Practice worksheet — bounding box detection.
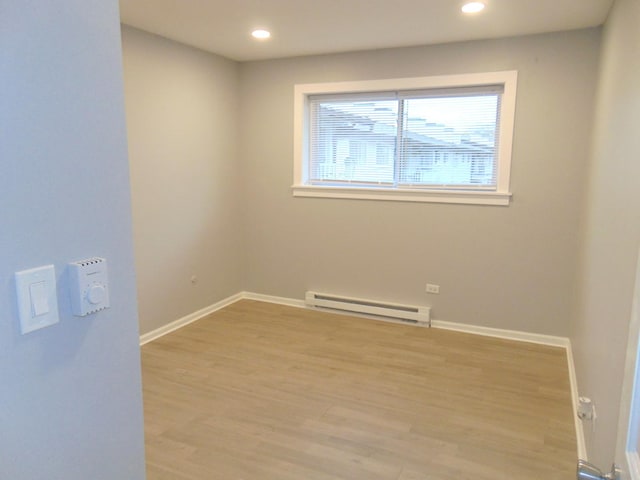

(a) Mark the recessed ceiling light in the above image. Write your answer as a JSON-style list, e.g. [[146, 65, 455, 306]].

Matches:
[[251, 29, 271, 40], [461, 2, 486, 13]]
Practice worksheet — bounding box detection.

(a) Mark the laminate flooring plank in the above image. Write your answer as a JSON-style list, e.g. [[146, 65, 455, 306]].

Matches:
[[141, 300, 576, 479]]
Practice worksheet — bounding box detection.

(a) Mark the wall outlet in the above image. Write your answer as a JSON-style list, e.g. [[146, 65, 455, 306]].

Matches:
[[426, 283, 440, 294], [578, 396, 595, 420]]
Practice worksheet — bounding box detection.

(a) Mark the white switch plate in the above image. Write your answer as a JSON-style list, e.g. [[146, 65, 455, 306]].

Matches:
[[15, 265, 60, 334]]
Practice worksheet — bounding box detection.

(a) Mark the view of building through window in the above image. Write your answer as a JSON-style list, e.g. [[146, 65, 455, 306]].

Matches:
[[309, 93, 500, 189]]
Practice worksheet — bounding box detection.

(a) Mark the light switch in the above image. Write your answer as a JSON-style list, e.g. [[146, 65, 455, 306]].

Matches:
[[15, 265, 59, 334], [29, 281, 49, 316]]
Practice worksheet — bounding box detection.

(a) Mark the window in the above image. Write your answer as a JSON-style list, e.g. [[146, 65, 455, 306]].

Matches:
[[293, 71, 517, 205]]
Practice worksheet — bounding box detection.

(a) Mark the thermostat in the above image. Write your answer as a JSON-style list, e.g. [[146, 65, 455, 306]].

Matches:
[[68, 257, 110, 316]]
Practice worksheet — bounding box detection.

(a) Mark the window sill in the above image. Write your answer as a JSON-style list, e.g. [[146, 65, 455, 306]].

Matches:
[[292, 185, 512, 206]]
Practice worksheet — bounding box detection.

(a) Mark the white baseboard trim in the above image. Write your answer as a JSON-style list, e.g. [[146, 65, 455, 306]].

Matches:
[[139, 292, 244, 346], [243, 292, 571, 347], [241, 291, 306, 308], [430, 319, 570, 348], [138, 290, 587, 460], [566, 341, 588, 460]]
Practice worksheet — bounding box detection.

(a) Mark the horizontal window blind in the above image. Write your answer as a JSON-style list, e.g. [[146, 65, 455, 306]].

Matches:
[[309, 85, 502, 190], [309, 97, 399, 185]]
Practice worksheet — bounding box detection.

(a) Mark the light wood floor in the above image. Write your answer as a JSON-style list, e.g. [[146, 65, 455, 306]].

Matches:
[[141, 300, 577, 480]]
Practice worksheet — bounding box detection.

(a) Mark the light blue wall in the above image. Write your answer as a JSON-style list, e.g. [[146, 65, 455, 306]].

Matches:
[[0, 2, 146, 479]]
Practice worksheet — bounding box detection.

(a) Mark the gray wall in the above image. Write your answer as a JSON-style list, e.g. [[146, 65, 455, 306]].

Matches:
[[0, 2, 145, 480], [571, 0, 640, 467], [239, 29, 600, 336], [122, 27, 242, 335]]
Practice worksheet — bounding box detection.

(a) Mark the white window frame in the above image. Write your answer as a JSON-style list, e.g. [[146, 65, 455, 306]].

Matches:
[[293, 71, 518, 206]]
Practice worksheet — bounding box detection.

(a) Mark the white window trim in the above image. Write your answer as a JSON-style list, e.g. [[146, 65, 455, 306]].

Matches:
[[293, 71, 518, 206]]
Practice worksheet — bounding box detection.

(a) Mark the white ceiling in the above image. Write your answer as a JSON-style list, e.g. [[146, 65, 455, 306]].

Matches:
[[119, 0, 613, 62]]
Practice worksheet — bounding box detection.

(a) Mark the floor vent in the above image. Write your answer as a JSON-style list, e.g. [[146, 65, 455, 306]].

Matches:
[[305, 291, 431, 326]]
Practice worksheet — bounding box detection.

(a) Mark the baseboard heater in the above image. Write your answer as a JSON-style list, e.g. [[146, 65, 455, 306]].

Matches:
[[305, 291, 431, 326]]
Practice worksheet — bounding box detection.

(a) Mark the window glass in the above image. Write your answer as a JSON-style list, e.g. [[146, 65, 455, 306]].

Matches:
[[309, 90, 500, 189]]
